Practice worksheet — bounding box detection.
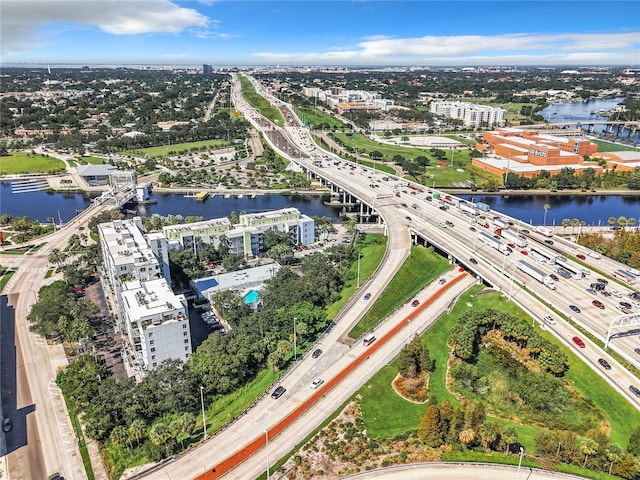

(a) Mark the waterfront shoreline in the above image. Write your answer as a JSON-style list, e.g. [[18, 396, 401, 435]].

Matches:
[[442, 188, 639, 197]]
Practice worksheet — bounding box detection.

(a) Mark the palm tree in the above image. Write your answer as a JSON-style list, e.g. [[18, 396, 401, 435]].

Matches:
[[459, 429, 475, 451], [571, 218, 579, 235], [617, 216, 628, 228], [48, 248, 67, 268], [129, 418, 146, 447], [608, 216, 617, 228], [110, 425, 129, 448], [561, 218, 570, 234], [628, 218, 637, 229], [502, 426, 519, 454], [580, 438, 599, 467], [605, 444, 624, 475], [543, 204, 551, 226]]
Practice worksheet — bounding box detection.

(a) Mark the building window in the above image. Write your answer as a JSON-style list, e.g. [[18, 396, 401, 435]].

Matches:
[[185, 346, 189, 351], [184, 339, 189, 344], [183, 324, 188, 329], [148, 332, 153, 337], [151, 355, 156, 360], [153, 363, 157, 368], [183, 331, 188, 336], [150, 340, 154, 345], [151, 347, 156, 352]]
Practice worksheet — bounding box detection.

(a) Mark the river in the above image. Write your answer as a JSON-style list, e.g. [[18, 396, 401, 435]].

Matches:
[[538, 97, 638, 143], [1, 181, 638, 229]]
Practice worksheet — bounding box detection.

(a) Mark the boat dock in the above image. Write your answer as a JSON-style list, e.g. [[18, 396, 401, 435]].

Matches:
[[195, 191, 209, 201]]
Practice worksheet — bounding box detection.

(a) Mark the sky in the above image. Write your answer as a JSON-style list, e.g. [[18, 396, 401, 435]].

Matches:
[[1, 0, 639, 66]]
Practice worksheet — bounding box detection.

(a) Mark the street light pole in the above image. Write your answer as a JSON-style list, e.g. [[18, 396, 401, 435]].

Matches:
[[293, 317, 297, 362], [199, 385, 207, 440], [516, 446, 524, 480], [264, 429, 270, 480], [357, 254, 362, 288]]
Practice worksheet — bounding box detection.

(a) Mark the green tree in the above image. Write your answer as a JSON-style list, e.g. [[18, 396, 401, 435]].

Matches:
[[129, 418, 147, 447], [502, 426, 519, 454], [459, 429, 475, 451], [580, 438, 599, 467], [627, 425, 640, 456], [418, 404, 443, 447], [605, 444, 624, 475]]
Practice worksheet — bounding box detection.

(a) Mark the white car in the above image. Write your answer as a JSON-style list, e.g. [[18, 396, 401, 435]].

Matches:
[[543, 315, 556, 325], [311, 378, 324, 389], [588, 251, 601, 259], [611, 290, 623, 298]]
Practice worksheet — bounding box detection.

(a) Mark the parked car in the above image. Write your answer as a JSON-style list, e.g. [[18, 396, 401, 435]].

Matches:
[[312, 348, 322, 358], [598, 358, 612, 370], [572, 336, 586, 348], [569, 305, 581, 313], [411, 299, 420, 307], [271, 386, 286, 399]]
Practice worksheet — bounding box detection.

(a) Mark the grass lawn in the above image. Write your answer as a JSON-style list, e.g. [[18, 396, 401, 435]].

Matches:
[[356, 283, 638, 459], [298, 107, 345, 129], [349, 246, 451, 339], [325, 234, 387, 321], [79, 156, 106, 165], [0, 152, 65, 174], [592, 139, 640, 152], [0, 269, 15, 293], [239, 76, 285, 127], [123, 139, 226, 158], [332, 132, 497, 187]]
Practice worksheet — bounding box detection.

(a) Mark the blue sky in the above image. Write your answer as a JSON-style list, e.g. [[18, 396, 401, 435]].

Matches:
[[2, 1, 639, 65]]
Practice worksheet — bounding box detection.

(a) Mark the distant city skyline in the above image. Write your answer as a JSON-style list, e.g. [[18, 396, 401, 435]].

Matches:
[[1, 0, 639, 66]]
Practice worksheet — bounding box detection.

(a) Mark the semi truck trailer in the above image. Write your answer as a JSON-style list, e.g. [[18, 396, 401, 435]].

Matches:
[[477, 232, 510, 255], [497, 229, 528, 248], [517, 260, 556, 289]]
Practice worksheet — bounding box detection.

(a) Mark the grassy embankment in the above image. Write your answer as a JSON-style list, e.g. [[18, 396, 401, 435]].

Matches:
[[123, 139, 226, 158], [0, 152, 65, 174], [353, 285, 637, 479], [331, 132, 496, 186], [238, 76, 285, 127]]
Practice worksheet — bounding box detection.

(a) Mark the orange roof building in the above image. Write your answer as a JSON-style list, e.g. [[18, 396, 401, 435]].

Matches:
[[472, 128, 603, 178]]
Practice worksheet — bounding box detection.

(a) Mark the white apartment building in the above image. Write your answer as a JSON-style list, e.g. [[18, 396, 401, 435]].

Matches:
[[429, 101, 505, 128], [162, 208, 315, 256], [99, 218, 190, 379]]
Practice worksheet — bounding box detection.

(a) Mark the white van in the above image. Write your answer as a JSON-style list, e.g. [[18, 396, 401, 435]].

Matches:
[[363, 334, 376, 347]]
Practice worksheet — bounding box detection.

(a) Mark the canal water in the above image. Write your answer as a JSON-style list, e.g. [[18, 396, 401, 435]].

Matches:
[[1, 180, 638, 229], [538, 97, 639, 143]]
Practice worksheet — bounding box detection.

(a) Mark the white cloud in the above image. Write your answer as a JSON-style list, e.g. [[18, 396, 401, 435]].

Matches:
[[1, 0, 210, 56], [254, 32, 640, 65]]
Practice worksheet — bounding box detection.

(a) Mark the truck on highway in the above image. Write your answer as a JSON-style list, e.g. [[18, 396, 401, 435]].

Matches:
[[493, 217, 510, 229], [459, 203, 479, 216], [477, 232, 510, 255], [497, 228, 528, 248], [517, 260, 556, 289], [475, 201, 491, 212], [535, 225, 554, 237]]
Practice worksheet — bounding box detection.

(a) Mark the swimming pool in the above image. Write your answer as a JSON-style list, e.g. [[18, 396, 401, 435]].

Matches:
[[243, 289, 260, 304]]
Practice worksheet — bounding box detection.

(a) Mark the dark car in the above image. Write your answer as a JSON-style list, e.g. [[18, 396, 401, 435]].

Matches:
[[592, 300, 605, 309], [630, 385, 640, 398], [2, 418, 11, 433], [405, 216, 412, 221], [445, 221, 454, 227], [411, 299, 420, 307], [271, 386, 286, 399], [569, 305, 581, 313], [363, 292, 372, 301], [635, 348, 640, 355], [48, 475, 64, 480], [469, 226, 476, 232], [544, 239, 553, 245], [577, 254, 586, 260], [469, 257, 478, 265], [312, 348, 322, 358], [550, 274, 559, 281], [598, 358, 612, 370], [521, 229, 529, 234], [596, 278, 608, 285], [572, 336, 586, 348]]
